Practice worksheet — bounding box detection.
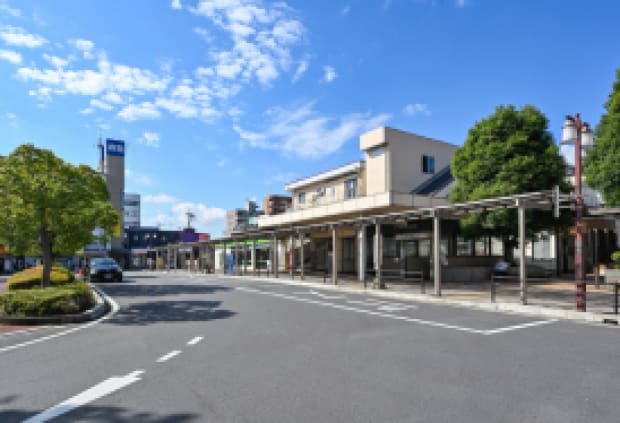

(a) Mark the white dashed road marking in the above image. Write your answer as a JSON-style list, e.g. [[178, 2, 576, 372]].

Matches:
[[157, 350, 182, 363], [23, 370, 145, 423], [187, 336, 203, 346]]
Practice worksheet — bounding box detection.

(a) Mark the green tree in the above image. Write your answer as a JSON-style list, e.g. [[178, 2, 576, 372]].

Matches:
[[450, 105, 570, 256], [0, 145, 118, 287], [584, 69, 620, 206]]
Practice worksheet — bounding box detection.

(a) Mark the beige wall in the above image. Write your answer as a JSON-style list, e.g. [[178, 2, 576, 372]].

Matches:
[[291, 172, 361, 210], [361, 127, 456, 195]]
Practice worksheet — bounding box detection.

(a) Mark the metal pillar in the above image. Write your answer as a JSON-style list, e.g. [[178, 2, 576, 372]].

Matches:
[[289, 234, 295, 279], [235, 242, 241, 276], [358, 224, 367, 287], [273, 235, 279, 278], [299, 232, 305, 280], [243, 241, 248, 276], [518, 203, 527, 305], [433, 213, 442, 297], [594, 228, 600, 288], [167, 246, 171, 270], [331, 226, 338, 285], [222, 242, 226, 274], [251, 239, 257, 276], [374, 222, 384, 289]]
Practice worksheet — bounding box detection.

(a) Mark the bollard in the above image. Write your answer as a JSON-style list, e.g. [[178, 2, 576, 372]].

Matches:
[[614, 283, 619, 315], [420, 278, 426, 294], [491, 276, 496, 303]]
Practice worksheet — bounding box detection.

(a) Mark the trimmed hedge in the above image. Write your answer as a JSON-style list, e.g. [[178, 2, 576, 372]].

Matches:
[[6, 265, 75, 290], [0, 282, 95, 317]]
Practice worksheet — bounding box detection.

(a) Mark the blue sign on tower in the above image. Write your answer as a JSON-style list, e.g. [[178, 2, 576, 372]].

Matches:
[[106, 139, 125, 157]]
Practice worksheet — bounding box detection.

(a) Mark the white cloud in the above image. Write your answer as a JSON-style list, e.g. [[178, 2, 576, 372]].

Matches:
[[144, 193, 177, 204], [71, 38, 95, 59], [193, 27, 213, 43], [456, 0, 467, 7], [155, 97, 198, 118], [403, 103, 431, 117], [340, 5, 351, 16], [102, 92, 123, 104], [171, 202, 226, 228], [80, 107, 94, 115], [0, 1, 21, 17], [190, 0, 306, 86], [171, 0, 182, 10], [0, 49, 21, 64], [90, 98, 112, 111], [234, 101, 391, 159], [292, 59, 308, 83], [117, 102, 161, 121], [0, 26, 47, 48], [140, 131, 160, 148], [43, 54, 69, 68], [6, 112, 16, 119], [322, 65, 337, 83]]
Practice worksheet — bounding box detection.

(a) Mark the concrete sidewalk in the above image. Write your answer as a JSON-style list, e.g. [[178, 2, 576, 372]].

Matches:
[[180, 270, 620, 325]]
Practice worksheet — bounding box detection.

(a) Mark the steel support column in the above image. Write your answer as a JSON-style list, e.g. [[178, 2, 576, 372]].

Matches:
[[299, 232, 305, 280], [374, 222, 384, 289], [518, 203, 527, 305], [251, 238, 257, 276], [433, 213, 442, 297], [358, 224, 367, 287], [332, 226, 338, 285]]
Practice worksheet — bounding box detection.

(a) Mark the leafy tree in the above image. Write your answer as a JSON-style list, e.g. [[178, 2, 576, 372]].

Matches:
[[0, 145, 118, 287], [450, 105, 570, 256], [584, 69, 620, 206]]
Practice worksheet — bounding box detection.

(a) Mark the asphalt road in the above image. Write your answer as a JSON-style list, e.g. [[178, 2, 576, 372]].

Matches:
[[1, 272, 619, 423]]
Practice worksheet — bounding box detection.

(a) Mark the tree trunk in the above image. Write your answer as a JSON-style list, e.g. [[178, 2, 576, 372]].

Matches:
[[40, 226, 53, 288]]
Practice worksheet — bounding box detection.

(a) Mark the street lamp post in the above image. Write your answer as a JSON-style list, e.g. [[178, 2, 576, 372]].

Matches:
[[562, 113, 594, 311]]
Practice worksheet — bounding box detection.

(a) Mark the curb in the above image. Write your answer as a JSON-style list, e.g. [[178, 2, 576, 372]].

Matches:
[[0, 283, 110, 325], [194, 272, 619, 326]]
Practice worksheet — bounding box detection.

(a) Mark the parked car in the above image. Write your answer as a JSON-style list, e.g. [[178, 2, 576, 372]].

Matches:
[[89, 258, 123, 282]]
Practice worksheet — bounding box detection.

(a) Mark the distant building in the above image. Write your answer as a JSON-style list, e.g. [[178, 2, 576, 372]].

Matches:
[[226, 200, 264, 235], [124, 226, 181, 269], [263, 194, 292, 216], [123, 193, 140, 229]]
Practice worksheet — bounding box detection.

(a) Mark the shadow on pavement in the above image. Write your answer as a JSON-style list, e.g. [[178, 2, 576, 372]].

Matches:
[[105, 300, 236, 326], [96, 284, 232, 297], [1, 404, 197, 423]]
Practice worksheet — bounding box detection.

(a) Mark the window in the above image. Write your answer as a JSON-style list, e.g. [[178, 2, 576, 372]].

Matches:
[[344, 178, 358, 199], [422, 155, 435, 174], [298, 192, 306, 205], [316, 187, 325, 198], [369, 146, 385, 158]]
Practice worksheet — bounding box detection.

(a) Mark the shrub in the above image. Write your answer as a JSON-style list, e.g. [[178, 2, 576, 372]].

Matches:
[[612, 251, 620, 268], [7, 265, 75, 290], [0, 282, 95, 317]]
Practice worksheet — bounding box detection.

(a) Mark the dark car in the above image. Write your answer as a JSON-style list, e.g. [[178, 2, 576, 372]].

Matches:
[[89, 258, 123, 282]]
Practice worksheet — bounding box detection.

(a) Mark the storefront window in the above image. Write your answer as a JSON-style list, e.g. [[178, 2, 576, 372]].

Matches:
[[456, 237, 472, 256]]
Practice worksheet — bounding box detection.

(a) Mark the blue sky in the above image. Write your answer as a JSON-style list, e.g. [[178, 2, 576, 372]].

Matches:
[[1, 0, 619, 236]]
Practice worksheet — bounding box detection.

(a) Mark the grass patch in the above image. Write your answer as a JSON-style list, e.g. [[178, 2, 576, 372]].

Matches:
[[6, 265, 75, 290], [0, 282, 95, 317]]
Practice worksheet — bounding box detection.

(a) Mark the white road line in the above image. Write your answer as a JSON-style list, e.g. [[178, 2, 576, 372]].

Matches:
[[187, 336, 203, 346], [236, 286, 556, 335], [0, 286, 120, 354], [0, 325, 64, 339], [156, 350, 182, 362], [237, 287, 486, 334], [23, 370, 144, 423], [483, 319, 558, 335]]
